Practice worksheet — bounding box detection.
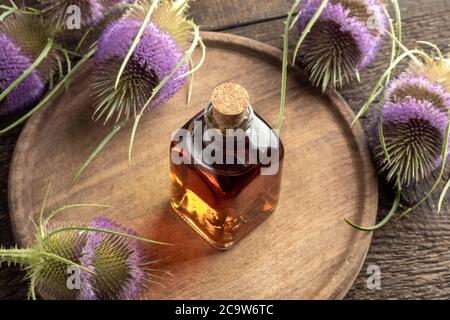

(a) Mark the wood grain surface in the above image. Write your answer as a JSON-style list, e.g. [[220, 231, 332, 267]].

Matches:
[[1, 0, 450, 300], [8, 32, 377, 300]]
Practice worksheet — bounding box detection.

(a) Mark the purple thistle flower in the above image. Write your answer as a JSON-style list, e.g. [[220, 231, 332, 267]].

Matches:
[[0, 33, 45, 116], [92, 17, 188, 123], [387, 73, 450, 112], [374, 97, 449, 185], [80, 217, 148, 300], [296, 0, 387, 90]]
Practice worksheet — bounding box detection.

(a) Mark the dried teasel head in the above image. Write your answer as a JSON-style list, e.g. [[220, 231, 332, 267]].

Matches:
[[126, 0, 192, 49], [374, 98, 450, 185], [296, 0, 388, 91], [406, 55, 450, 93], [80, 217, 150, 300], [92, 10, 189, 124]]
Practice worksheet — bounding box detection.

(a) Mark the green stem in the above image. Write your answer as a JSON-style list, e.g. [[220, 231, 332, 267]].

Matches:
[[292, 0, 328, 66], [416, 41, 444, 60], [376, 10, 398, 164], [46, 226, 171, 246], [346, 183, 400, 231], [74, 24, 95, 53], [0, 38, 53, 104], [72, 121, 125, 185], [175, 36, 206, 80], [391, 0, 402, 57], [28, 275, 37, 300], [186, 56, 194, 105], [438, 176, 450, 214], [44, 203, 112, 227], [37, 251, 93, 274], [38, 179, 53, 238], [278, 0, 302, 131], [0, 248, 34, 266]]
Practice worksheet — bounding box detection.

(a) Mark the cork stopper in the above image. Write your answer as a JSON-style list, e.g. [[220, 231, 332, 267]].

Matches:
[[210, 83, 250, 129]]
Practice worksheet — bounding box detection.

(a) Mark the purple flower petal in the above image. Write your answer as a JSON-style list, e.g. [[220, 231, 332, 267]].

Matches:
[[387, 73, 450, 110], [80, 217, 148, 300], [95, 17, 188, 110], [0, 33, 45, 116]]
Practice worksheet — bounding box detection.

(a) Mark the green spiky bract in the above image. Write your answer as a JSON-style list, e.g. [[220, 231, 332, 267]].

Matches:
[[93, 58, 159, 124], [90, 235, 137, 300], [32, 227, 88, 299], [376, 117, 443, 185]]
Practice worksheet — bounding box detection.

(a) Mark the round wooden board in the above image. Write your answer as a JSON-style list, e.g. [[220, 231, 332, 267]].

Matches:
[[8, 32, 378, 300]]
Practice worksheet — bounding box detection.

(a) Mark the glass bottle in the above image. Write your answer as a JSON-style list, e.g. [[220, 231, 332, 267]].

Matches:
[[169, 83, 284, 250]]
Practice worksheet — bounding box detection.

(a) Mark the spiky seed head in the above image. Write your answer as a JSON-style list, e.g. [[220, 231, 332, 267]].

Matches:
[[387, 74, 450, 112], [407, 57, 450, 93], [0, 32, 45, 115], [92, 17, 188, 124], [80, 217, 149, 300], [374, 98, 449, 185], [0, 14, 58, 79], [32, 228, 88, 300], [297, 0, 387, 91], [127, 0, 192, 49]]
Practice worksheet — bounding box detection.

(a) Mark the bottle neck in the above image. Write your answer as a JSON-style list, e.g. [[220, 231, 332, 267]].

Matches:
[[204, 102, 254, 134]]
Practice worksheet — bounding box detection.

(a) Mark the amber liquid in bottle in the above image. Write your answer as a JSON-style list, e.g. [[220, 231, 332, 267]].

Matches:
[[169, 83, 284, 250]]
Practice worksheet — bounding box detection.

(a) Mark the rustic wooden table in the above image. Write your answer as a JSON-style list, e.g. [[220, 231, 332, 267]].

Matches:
[[1, 0, 450, 299]]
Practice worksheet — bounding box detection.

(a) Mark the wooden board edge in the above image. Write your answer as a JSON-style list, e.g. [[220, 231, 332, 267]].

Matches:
[[7, 31, 379, 299]]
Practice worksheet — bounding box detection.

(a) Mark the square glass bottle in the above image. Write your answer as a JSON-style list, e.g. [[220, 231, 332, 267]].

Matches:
[[170, 83, 284, 250]]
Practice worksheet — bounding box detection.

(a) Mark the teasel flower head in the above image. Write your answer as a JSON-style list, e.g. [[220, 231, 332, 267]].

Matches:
[[0, 177, 166, 300], [296, 0, 388, 91], [0, 14, 58, 115], [80, 217, 149, 300], [126, 0, 193, 50], [0, 215, 159, 300], [0, 32, 45, 115], [386, 73, 450, 112], [92, 0, 190, 124], [373, 97, 450, 186]]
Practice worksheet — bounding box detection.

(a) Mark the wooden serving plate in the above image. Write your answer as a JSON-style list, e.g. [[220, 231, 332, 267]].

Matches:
[[8, 32, 378, 299]]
